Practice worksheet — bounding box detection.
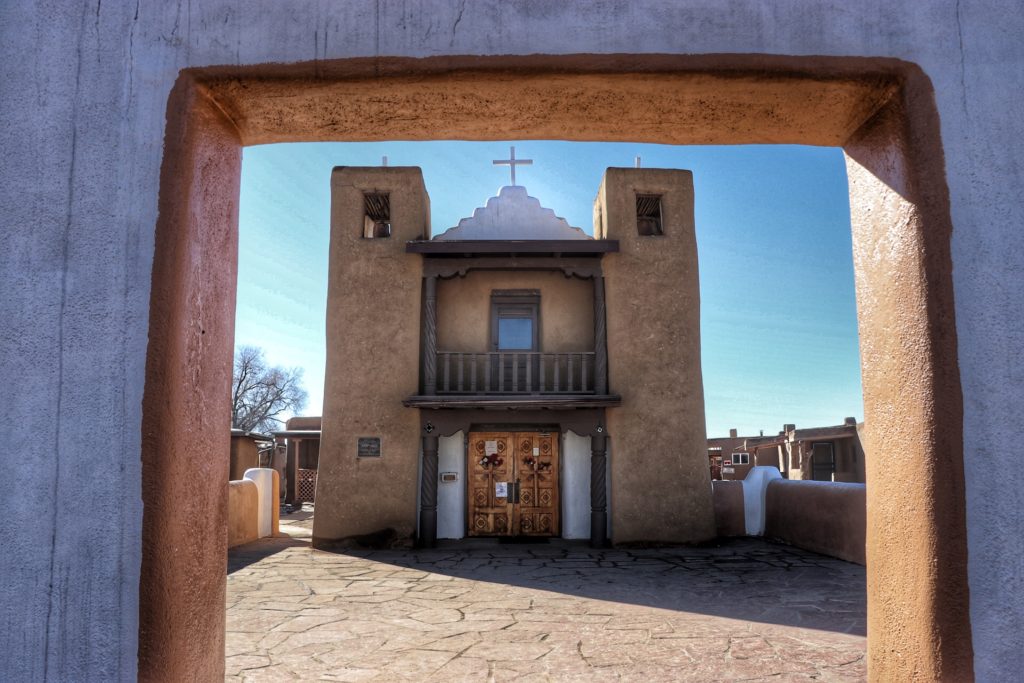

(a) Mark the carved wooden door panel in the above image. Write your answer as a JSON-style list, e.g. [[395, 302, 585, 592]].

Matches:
[[514, 432, 560, 537], [467, 432, 513, 536], [467, 431, 559, 537]]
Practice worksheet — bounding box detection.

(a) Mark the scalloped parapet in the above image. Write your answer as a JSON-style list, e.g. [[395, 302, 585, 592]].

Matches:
[[433, 186, 591, 240]]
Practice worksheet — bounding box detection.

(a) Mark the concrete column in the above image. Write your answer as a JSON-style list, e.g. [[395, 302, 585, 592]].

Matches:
[[590, 432, 608, 547], [419, 434, 440, 547], [423, 275, 438, 395], [593, 275, 608, 395]]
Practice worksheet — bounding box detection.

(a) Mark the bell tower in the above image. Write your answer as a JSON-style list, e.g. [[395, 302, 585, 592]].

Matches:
[[314, 167, 430, 546], [594, 168, 716, 543]]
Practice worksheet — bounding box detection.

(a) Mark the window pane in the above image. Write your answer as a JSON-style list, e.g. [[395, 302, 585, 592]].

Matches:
[[498, 318, 533, 349]]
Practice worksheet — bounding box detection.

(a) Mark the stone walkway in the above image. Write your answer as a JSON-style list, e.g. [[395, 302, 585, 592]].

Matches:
[[227, 536, 866, 682]]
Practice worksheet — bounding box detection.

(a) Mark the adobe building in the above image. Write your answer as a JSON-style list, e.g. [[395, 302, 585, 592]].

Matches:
[[710, 419, 866, 482], [271, 416, 322, 506], [707, 428, 778, 481], [315, 164, 715, 547], [764, 420, 866, 482]]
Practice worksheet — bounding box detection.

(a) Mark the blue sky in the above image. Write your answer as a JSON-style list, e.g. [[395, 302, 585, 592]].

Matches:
[[236, 141, 862, 437]]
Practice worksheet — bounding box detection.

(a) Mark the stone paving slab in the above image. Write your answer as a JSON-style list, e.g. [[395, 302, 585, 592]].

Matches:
[[227, 537, 865, 681]]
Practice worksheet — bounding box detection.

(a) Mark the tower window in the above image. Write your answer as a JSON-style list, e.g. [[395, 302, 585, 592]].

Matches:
[[636, 194, 663, 236], [363, 192, 391, 238]]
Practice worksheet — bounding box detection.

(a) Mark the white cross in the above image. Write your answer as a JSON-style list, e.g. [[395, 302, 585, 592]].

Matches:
[[492, 146, 533, 186]]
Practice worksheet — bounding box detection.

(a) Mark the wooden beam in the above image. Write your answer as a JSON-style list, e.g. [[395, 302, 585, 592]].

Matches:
[[406, 239, 619, 255]]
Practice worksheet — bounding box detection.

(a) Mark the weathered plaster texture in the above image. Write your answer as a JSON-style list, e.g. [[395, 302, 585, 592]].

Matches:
[[765, 480, 867, 565], [436, 271, 594, 353], [2, 2, 1022, 681], [316, 167, 428, 545], [598, 168, 717, 544], [226, 480, 259, 549]]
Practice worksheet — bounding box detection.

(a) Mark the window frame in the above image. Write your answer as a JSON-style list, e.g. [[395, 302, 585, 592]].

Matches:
[[489, 290, 540, 352]]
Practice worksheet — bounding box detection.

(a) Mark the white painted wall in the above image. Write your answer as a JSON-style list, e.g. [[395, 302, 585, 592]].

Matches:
[[2, 1, 1022, 679], [437, 432, 466, 539], [562, 431, 592, 539], [243, 468, 276, 539], [740, 466, 783, 536]]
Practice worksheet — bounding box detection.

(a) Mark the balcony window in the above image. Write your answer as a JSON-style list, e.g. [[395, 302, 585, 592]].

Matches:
[[490, 290, 539, 352]]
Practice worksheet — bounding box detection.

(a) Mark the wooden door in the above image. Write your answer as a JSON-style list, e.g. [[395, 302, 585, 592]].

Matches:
[[514, 432, 560, 536], [467, 431, 559, 537], [467, 432, 514, 536]]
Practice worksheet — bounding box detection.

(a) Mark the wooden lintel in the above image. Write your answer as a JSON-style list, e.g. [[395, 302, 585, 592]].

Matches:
[[423, 256, 603, 279]]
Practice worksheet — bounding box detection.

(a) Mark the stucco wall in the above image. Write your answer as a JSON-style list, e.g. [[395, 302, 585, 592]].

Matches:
[[437, 432, 466, 539], [229, 436, 260, 482], [598, 168, 716, 544], [764, 480, 867, 565], [711, 481, 746, 538], [316, 167, 428, 545], [2, 2, 1022, 681], [436, 271, 594, 353], [227, 480, 259, 548], [560, 431, 596, 540]]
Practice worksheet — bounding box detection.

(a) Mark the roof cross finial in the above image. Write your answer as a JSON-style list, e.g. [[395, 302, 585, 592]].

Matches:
[[492, 145, 533, 186]]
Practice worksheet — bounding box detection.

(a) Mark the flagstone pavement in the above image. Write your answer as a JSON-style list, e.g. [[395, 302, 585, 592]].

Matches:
[[227, 534, 866, 682]]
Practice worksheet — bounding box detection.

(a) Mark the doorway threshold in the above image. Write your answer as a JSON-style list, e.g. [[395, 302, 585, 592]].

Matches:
[[434, 537, 591, 551]]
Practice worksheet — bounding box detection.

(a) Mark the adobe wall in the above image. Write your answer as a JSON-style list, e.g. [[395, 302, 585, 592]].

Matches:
[[3, 2, 1023, 681], [226, 480, 259, 548], [597, 168, 716, 544], [315, 167, 428, 545], [764, 480, 867, 565], [436, 271, 594, 353], [229, 435, 260, 481], [711, 481, 746, 538]]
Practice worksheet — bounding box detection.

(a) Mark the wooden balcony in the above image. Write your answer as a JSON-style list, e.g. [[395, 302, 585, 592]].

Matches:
[[404, 351, 621, 409], [435, 351, 596, 394], [407, 262, 619, 410]]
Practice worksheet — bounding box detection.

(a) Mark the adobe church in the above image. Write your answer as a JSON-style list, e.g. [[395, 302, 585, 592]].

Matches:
[[314, 154, 715, 547]]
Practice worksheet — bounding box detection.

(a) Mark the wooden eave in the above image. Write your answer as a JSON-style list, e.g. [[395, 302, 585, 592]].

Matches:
[[406, 239, 619, 256]]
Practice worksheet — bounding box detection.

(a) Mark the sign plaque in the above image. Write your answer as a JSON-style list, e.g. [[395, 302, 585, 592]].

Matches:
[[357, 437, 382, 458]]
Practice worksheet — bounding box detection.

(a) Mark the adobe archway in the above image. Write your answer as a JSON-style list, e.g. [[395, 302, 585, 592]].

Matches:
[[140, 54, 971, 681]]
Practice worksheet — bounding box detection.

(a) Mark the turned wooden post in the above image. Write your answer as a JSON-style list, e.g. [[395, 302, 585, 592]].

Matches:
[[423, 275, 438, 395], [593, 275, 608, 395], [590, 432, 608, 547], [419, 434, 439, 547]]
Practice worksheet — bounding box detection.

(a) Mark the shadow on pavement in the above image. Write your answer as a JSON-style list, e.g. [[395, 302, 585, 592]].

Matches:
[[311, 536, 866, 636]]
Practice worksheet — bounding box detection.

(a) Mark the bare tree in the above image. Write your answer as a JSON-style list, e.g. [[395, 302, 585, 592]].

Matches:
[[231, 345, 308, 434]]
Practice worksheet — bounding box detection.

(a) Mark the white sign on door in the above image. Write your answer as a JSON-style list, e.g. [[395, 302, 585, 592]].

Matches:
[[485, 440, 498, 456], [495, 481, 508, 498]]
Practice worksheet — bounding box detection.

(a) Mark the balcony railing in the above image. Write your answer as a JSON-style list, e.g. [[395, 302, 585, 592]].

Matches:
[[435, 351, 596, 394]]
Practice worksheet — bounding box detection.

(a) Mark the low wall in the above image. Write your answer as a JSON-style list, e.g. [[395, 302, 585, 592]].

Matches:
[[764, 479, 866, 565], [711, 481, 745, 537], [227, 480, 259, 548], [227, 469, 280, 548]]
